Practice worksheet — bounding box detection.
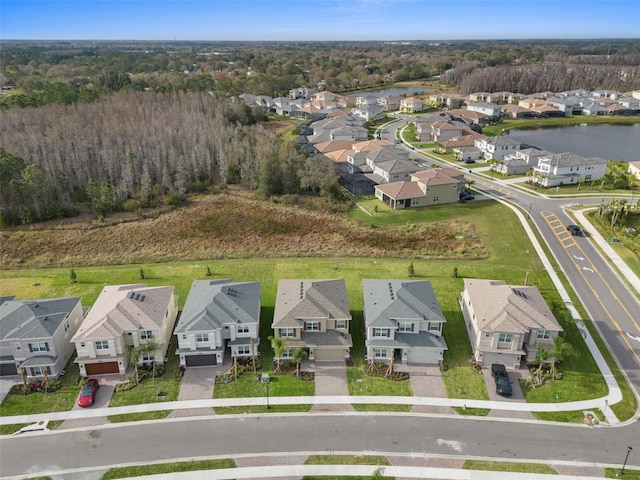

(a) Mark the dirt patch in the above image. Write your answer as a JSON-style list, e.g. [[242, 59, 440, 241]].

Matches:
[[260, 120, 294, 134]]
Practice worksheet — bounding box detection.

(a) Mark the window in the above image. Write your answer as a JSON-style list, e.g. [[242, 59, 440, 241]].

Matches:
[[64, 320, 69, 332], [95, 340, 109, 350], [498, 333, 512, 343], [433, 196, 439, 202], [80, 342, 86, 348], [281, 348, 293, 358], [537, 329, 551, 340], [373, 328, 389, 337], [280, 328, 295, 338], [237, 324, 250, 334], [585, 174, 592, 180], [484, 332, 490, 338], [237, 345, 251, 355], [398, 322, 414, 332], [428, 322, 441, 332], [141, 351, 152, 362], [373, 348, 387, 359], [15, 343, 21, 351], [182, 334, 187, 340], [305, 321, 320, 332], [195, 333, 209, 343], [29, 342, 48, 352], [335, 320, 347, 329], [30, 366, 50, 376], [140, 330, 154, 340]]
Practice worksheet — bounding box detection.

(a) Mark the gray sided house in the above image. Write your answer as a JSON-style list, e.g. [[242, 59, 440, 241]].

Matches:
[[175, 279, 261, 367], [363, 280, 447, 365], [0, 296, 83, 379], [460, 279, 563, 369], [272, 279, 352, 362]]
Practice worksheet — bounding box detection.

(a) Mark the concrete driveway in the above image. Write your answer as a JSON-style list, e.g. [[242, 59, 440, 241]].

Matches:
[[309, 362, 352, 412], [58, 375, 120, 429], [481, 365, 535, 420], [396, 364, 455, 415], [168, 364, 223, 418], [0, 377, 17, 404]]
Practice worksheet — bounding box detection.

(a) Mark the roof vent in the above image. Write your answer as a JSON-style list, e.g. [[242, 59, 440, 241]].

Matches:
[[140, 295, 145, 302]]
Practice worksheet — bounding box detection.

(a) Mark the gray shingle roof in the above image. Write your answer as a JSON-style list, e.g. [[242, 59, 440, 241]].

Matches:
[[0, 297, 82, 340]]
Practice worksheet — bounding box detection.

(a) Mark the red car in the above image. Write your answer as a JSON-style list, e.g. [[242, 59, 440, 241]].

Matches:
[[77, 378, 99, 407]]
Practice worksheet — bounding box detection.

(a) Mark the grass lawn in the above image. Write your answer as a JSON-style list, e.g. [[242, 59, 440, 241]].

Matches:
[[463, 460, 557, 474], [213, 371, 314, 414], [101, 458, 236, 479], [517, 180, 632, 197], [346, 366, 412, 412], [303, 456, 393, 480], [533, 408, 604, 424], [605, 467, 640, 479], [106, 336, 182, 418]]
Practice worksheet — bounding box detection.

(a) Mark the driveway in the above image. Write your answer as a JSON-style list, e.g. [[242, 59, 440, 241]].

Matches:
[[0, 377, 17, 404], [168, 361, 228, 418], [481, 365, 535, 420], [58, 375, 120, 429], [308, 361, 353, 412], [395, 364, 455, 415]]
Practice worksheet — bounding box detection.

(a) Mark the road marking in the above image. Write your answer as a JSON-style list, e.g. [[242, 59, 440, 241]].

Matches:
[[541, 211, 640, 364], [582, 267, 595, 273], [627, 332, 640, 343], [574, 255, 585, 261]]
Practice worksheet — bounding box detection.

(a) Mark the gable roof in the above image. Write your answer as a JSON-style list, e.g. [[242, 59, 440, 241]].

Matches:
[[272, 279, 351, 329], [72, 284, 175, 341], [374, 180, 424, 200], [1, 297, 82, 340], [175, 279, 260, 334], [463, 279, 562, 334]]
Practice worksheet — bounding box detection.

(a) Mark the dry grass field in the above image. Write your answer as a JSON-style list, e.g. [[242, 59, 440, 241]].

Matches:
[[0, 188, 488, 269]]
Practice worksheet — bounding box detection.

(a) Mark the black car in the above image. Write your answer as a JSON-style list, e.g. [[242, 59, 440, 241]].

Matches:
[[460, 192, 475, 200], [567, 224, 583, 236], [491, 363, 513, 397]]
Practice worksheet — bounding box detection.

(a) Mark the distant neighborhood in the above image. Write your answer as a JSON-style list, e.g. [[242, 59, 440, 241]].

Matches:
[[0, 276, 562, 379], [241, 86, 640, 207]]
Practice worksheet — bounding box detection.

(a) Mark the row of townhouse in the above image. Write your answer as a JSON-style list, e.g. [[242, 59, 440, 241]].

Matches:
[[1, 276, 563, 379]]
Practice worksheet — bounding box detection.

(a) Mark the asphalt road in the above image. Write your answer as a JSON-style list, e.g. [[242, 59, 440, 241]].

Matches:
[[2, 414, 639, 477]]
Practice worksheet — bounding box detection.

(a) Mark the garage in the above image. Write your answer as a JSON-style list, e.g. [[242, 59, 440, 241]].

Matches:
[[185, 354, 217, 367], [406, 348, 441, 365], [481, 352, 519, 370], [313, 348, 345, 362], [0, 362, 18, 376], [85, 361, 119, 375]]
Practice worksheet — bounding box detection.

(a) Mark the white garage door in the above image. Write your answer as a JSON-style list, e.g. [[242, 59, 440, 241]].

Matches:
[[314, 349, 345, 362], [406, 348, 441, 365]]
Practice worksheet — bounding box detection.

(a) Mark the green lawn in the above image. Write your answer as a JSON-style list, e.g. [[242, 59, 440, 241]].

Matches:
[[463, 460, 557, 474], [305, 455, 391, 466], [102, 459, 236, 479], [213, 371, 314, 414], [605, 467, 640, 479], [346, 366, 412, 412]]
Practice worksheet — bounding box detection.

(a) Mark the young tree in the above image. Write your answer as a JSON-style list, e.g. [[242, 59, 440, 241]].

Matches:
[[535, 347, 551, 386], [408, 262, 415, 278], [127, 345, 141, 384], [550, 335, 575, 380], [143, 341, 158, 379], [69, 268, 77, 284], [268, 335, 288, 374], [250, 337, 257, 373], [292, 347, 308, 378]]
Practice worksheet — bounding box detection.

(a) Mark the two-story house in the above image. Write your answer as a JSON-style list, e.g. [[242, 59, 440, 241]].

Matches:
[[532, 152, 608, 187], [363, 279, 447, 365], [466, 102, 501, 120], [72, 284, 178, 376], [271, 279, 352, 362], [0, 296, 83, 379], [399, 97, 427, 113], [474, 136, 522, 161], [499, 148, 552, 175], [175, 279, 260, 367], [460, 279, 563, 369]]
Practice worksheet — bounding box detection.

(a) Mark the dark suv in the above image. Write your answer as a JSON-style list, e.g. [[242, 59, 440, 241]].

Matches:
[[491, 363, 513, 397], [567, 224, 583, 236]]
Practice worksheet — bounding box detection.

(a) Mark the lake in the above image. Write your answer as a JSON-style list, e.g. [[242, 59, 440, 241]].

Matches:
[[505, 123, 640, 162], [346, 86, 430, 99]]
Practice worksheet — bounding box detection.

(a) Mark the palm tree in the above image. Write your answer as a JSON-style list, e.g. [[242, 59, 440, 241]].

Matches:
[[535, 347, 551, 386], [268, 335, 288, 374], [292, 348, 308, 378], [550, 335, 575, 380], [250, 337, 257, 373], [127, 345, 141, 384], [19, 367, 28, 393], [142, 341, 158, 379]]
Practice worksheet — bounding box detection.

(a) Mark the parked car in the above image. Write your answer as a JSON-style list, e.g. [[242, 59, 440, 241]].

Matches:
[[491, 363, 513, 397], [460, 192, 475, 200], [463, 159, 476, 164], [77, 378, 99, 407], [566, 224, 583, 236]]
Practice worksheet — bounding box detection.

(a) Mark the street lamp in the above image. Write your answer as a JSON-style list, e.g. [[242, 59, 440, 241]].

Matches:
[[621, 446, 632, 476], [262, 373, 270, 409]]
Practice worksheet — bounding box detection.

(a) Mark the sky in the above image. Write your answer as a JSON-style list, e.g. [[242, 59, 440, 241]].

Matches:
[[1, 0, 639, 41]]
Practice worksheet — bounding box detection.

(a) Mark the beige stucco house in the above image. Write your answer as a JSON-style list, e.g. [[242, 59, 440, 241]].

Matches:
[[72, 284, 178, 376], [628, 161, 640, 181], [272, 279, 352, 362], [459, 279, 563, 369]]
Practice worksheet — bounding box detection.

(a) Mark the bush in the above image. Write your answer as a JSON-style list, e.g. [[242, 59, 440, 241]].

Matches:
[[367, 362, 410, 381]]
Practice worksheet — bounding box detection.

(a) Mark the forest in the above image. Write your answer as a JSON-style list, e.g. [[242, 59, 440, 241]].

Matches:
[[1, 39, 639, 226]]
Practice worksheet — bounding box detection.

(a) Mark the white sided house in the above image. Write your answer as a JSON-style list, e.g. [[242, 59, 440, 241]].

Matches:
[[532, 152, 607, 187], [460, 279, 563, 369], [175, 279, 261, 367], [363, 279, 447, 365], [72, 284, 178, 376]]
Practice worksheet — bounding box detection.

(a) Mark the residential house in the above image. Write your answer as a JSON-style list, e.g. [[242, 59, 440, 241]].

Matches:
[[501, 104, 536, 119], [363, 279, 447, 365], [468, 92, 490, 102], [271, 279, 352, 362], [474, 136, 522, 161], [289, 86, 316, 100], [362, 146, 422, 184], [72, 284, 178, 376], [548, 96, 583, 115], [460, 279, 563, 369], [498, 148, 552, 175], [399, 97, 427, 113], [466, 102, 501, 120], [532, 152, 608, 187], [374, 167, 465, 209], [518, 99, 564, 117], [627, 161, 640, 181], [175, 279, 260, 367], [352, 104, 384, 121], [377, 94, 403, 111], [446, 109, 490, 125], [0, 296, 83, 378], [355, 95, 378, 107]]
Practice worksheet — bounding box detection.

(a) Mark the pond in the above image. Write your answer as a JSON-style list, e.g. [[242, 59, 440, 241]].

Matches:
[[346, 86, 431, 99], [505, 123, 640, 162]]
